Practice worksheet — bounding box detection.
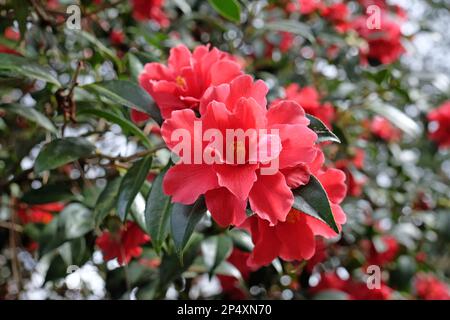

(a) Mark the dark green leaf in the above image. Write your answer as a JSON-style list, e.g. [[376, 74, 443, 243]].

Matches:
[[82, 80, 162, 125], [78, 108, 153, 148], [93, 177, 122, 227], [207, 0, 241, 23], [21, 182, 74, 204], [117, 155, 153, 221], [0, 104, 56, 133], [306, 114, 341, 143], [34, 137, 95, 173], [145, 167, 172, 253], [292, 174, 339, 233], [0, 53, 60, 86], [45, 254, 68, 283], [11, 0, 29, 40], [170, 197, 207, 258], [264, 20, 315, 43], [202, 235, 233, 277]]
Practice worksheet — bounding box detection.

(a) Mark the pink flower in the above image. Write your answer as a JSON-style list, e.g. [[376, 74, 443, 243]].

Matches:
[[244, 150, 347, 268], [415, 274, 450, 300], [139, 45, 242, 119], [161, 75, 318, 227], [96, 222, 150, 265], [370, 116, 401, 142], [273, 84, 335, 127], [132, 0, 170, 27], [428, 101, 450, 149]]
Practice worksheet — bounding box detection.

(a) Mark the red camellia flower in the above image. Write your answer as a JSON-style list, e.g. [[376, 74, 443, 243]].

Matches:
[[311, 272, 393, 300], [218, 248, 252, 299], [110, 29, 125, 46], [335, 148, 367, 197], [17, 202, 64, 224], [364, 235, 399, 266], [273, 84, 335, 127], [427, 101, 450, 149], [139, 45, 242, 118], [244, 150, 347, 268], [370, 116, 401, 142], [131, 0, 169, 27], [161, 75, 318, 227], [353, 15, 405, 65], [286, 0, 324, 15], [414, 273, 450, 300], [96, 221, 150, 265], [320, 3, 351, 33]]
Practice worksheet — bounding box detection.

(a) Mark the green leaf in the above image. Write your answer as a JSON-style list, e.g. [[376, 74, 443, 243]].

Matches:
[[117, 155, 153, 221], [11, 0, 29, 40], [78, 108, 153, 148], [264, 20, 315, 43], [207, 0, 241, 23], [93, 176, 122, 227], [292, 174, 339, 233], [202, 235, 233, 277], [145, 167, 172, 253], [59, 203, 94, 239], [127, 53, 144, 82], [82, 80, 162, 125], [0, 104, 57, 133], [21, 182, 74, 204], [0, 53, 60, 86], [170, 197, 207, 259], [306, 114, 341, 143], [368, 103, 422, 138], [34, 137, 95, 173]]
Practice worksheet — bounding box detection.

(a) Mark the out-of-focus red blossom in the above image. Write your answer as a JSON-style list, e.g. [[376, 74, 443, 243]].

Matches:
[[273, 84, 335, 127], [414, 274, 450, 300], [131, 109, 151, 123], [364, 235, 399, 266], [370, 116, 401, 142], [17, 202, 64, 224], [310, 272, 393, 300], [110, 29, 125, 45], [352, 15, 405, 65], [306, 239, 328, 272], [320, 3, 351, 33], [286, 0, 324, 15], [131, 0, 169, 27], [415, 252, 427, 264], [161, 75, 318, 227], [427, 101, 450, 149], [265, 32, 295, 58], [0, 27, 21, 55], [139, 44, 242, 118], [96, 222, 150, 265], [335, 148, 366, 197], [244, 150, 347, 268], [218, 248, 252, 299]]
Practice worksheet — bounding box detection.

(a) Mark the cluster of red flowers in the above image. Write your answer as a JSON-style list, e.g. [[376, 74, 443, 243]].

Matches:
[[414, 273, 450, 300], [138, 44, 348, 269], [427, 101, 450, 149], [17, 202, 64, 224]]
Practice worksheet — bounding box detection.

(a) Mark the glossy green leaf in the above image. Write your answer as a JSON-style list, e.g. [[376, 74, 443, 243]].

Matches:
[[0, 104, 57, 133], [93, 176, 122, 227], [264, 20, 315, 42], [207, 0, 241, 23], [145, 168, 172, 253], [170, 197, 207, 258], [0, 53, 60, 86], [306, 114, 341, 143], [292, 174, 339, 233], [34, 137, 95, 173], [78, 108, 153, 148], [21, 182, 74, 205], [117, 155, 153, 221], [202, 234, 233, 277], [82, 80, 162, 125]]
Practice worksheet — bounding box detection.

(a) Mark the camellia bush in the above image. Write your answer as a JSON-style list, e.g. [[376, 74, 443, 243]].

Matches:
[[0, 0, 449, 300]]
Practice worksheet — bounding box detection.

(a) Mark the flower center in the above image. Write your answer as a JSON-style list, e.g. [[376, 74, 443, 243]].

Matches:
[[176, 75, 186, 88]]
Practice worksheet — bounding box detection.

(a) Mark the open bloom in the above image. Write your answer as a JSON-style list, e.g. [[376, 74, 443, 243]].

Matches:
[[244, 150, 347, 268], [353, 15, 405, 65], [321, 3, 351, 33], [131, 0, 169, 27], [96, 222, 150, 265], [273, 84, 335, 127], [17, 202, 64, 224], [161, 75, 318, 227], [139, 44, 242, 118], [428, 101, 450, 149], [414, 273, 450, 300]]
